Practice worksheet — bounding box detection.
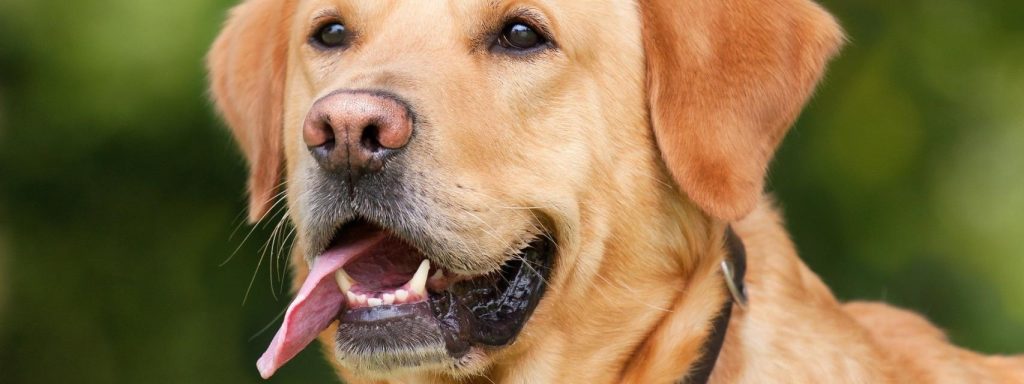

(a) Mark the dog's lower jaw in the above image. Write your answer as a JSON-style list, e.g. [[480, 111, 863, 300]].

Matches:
[[316, 319, 491, 383]]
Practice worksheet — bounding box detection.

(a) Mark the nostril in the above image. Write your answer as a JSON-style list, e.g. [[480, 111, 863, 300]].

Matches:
[[318, 120, 337, 147], [304, 117, 338, 149], [360, 124, 382, 153], [304, 117, 342, 169], [317, 137, 336, 153]]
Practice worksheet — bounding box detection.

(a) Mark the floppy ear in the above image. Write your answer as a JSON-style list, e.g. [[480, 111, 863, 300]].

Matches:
[[640, 0, 844, 221], [207, 0, 294, 222]]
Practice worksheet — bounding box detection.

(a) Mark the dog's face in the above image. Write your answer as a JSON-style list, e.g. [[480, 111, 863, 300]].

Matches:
[[284, 0, 647, 278], [209, 0, 842, 380]]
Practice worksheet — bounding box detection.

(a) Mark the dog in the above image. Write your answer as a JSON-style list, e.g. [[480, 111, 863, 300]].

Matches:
[[207, 0, 1024, 382]]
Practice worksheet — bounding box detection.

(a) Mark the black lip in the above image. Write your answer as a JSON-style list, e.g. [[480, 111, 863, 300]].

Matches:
[[333, 236, 554, 364], [444, 238, 553, 347]]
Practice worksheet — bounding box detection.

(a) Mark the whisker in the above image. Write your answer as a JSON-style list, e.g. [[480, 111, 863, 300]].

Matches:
[[242, 238, 270, 306], [249, 305, 288, 342], [258, 191, 290, 230], [228, 181, 288, 241], [220, 190, 289, 267], [275, 225, 297, 294], [243, 198, 290, 304], [264, 209, 289, 300], [226, 206, 250, 243]]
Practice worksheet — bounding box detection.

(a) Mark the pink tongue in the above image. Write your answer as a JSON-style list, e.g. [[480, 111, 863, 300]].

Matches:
[[256, 232, 387, 379]]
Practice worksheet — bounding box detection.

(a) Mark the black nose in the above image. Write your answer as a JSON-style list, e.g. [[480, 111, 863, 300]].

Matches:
[[302, 91, 413, 180]]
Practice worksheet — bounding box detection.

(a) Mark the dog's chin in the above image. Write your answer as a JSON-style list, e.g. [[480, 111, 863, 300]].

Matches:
[[323, 220, 556, 377], [332, 304, 488, 378]]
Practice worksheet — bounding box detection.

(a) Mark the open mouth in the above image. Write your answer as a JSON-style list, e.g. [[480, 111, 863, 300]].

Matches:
[[256, 219, 554, 378]]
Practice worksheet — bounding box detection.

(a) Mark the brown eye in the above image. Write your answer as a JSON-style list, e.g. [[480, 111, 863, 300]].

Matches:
[[313, 22, 348, 48], [498, 22, 546, 51]]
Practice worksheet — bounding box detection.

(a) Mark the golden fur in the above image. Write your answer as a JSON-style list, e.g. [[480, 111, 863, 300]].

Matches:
[[208, 0, 1024, 382]]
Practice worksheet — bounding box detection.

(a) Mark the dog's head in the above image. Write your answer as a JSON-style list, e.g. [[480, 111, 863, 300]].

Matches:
[[209, 0, 842, 380]]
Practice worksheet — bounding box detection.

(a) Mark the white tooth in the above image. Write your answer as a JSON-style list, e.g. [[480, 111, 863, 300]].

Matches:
[[358, 294, 368, 305], [334, 269, 355, 292], [395, 289, 409, 302], [346, 291, 357, 304], [382, 293, 395, 305], [367, 298, 383, 307], [409, 259, 430, 296]]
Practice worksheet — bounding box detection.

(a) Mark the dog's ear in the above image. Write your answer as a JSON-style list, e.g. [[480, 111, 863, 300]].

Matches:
[[640, 0, 844, 221], [207, 0, 293, 222]]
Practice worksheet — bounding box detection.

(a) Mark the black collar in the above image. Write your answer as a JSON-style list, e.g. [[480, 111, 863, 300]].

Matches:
[[677, 226, 748, 384]]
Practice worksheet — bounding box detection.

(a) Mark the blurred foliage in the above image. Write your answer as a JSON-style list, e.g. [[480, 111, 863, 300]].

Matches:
[[0, 0, 1021, 383]]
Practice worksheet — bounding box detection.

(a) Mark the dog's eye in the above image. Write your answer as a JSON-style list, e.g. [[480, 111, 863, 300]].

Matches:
[[497, 22, 546, 51], [312, 22, 348, 49]]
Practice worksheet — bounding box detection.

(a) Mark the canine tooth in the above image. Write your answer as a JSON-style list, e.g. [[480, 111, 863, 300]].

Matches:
[[345, 291, 357, 304], [409, 259, 430, 296], [395, 289, 409, 302], [382, 293, 395, 305], [334, 269, 355, 292], [367, 298, 383, 307]]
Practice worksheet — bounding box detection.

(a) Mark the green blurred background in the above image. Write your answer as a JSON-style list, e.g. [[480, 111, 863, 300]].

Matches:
[[0, 0, 1021, 382]]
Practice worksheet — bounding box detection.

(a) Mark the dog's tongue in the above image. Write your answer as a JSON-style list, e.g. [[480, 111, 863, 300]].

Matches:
[[256, 231, 387, 379]]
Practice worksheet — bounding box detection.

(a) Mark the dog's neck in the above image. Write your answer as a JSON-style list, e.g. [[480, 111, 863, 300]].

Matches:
[[616, 222, 738, 383]]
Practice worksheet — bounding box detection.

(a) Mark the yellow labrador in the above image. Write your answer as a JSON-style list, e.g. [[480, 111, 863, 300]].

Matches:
[[207, 0, 1024, 382]]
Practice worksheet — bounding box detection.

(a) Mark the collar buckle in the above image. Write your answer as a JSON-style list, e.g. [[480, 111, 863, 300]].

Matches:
[[720, 259, 748, 310]]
